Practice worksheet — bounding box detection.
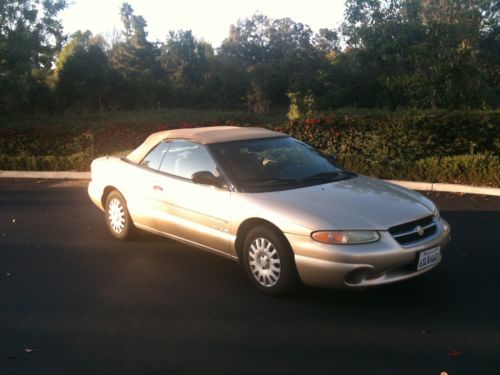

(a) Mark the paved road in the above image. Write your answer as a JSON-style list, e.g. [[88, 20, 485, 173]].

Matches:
[[1, 179, 499, 375]]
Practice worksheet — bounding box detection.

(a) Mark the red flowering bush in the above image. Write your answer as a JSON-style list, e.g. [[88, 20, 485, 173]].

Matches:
[[279, 111, 498, 160], [277, 110, 499, 186], [0, 109, 498, 186], [0, 120, 218, 171]]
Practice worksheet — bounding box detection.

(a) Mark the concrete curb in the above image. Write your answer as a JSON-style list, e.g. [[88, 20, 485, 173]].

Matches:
[[0, 171, 91, 180], [1, 170, 499, 196], [384, 180, 500, 197]]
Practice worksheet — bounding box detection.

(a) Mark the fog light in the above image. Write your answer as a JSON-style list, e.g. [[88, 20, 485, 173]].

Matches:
[[345, 267, 375, 285]]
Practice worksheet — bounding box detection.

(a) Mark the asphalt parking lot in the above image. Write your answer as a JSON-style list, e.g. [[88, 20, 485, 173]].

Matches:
[[1, 179, 499, 374]]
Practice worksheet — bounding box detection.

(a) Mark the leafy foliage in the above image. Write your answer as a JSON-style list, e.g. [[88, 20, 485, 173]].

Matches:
[[278, 109, 500, 185], [159, 30, 213, 107], [55, 31, 109, 109], [338, 0, 499, 109], [0, 109, 498, 187], [0, 108, 284, 168], [279, 109, 499, 158], [106, 3, 163, 109], [0, 1, 498, 186], [0, 0, 67, 112], [1, 1, 498, 113]]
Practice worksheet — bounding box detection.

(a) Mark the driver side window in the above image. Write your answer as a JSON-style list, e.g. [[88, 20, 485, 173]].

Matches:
[[140, 142, 169, 170], [159, 140, 219, 180]]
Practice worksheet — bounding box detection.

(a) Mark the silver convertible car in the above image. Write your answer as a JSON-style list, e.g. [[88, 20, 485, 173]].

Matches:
[[88, 126, 450, 295]]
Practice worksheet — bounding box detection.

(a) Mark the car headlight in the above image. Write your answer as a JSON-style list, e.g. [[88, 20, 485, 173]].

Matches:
[[311, 230, 380, 245]]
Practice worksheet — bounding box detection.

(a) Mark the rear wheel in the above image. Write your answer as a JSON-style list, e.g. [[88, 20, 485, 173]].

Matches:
[[242, 225, 300, 296], [105, 191, 135, 240]]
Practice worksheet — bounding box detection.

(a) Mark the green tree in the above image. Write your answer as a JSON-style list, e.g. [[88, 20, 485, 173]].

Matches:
[[314, 28, 340, 55], [339, 0, 499, 109], [55, 31, 109, 109], [204, 54, 249, 109], [159, 30, 214, 107], [108, 2, 162, 108], [220, 14, 323, 112], [0, 0, 67, 113]]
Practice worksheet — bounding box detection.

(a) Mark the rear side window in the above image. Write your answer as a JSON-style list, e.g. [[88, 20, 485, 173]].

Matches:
[[159, 140, 218, 179], [140, 142, 170, 170]]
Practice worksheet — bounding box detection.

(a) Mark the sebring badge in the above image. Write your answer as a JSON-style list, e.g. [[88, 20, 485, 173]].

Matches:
[[416, 225, 424, 236]]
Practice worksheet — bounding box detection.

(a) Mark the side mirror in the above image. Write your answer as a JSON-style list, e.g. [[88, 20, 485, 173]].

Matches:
[[191, 171, 224, 188]]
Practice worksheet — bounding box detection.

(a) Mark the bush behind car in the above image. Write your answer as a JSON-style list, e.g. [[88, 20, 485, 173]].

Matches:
[[0, 109, 498, 186]]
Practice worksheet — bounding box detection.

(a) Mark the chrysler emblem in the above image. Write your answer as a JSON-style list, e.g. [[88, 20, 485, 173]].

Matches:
[[415, 225, 424, 236]]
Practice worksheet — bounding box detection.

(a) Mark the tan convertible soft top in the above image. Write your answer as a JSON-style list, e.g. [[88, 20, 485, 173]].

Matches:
[[126, 126, 286, 164]]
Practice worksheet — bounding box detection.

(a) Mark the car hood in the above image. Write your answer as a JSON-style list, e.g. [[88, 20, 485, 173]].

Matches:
[[237, 176, 436, 231]]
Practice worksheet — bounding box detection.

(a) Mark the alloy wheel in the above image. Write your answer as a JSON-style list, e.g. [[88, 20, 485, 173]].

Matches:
[[108, 198, 125, 233], [248, 237, 281, 287]]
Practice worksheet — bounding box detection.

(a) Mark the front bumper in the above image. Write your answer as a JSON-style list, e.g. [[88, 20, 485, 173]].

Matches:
[[285, 219, 451, 289], [88, 180, 105, 211]]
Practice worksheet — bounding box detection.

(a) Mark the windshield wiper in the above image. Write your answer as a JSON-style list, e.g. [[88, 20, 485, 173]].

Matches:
[[240, 177, 297, 185], [300, 171, 340, 182], [300, 171, 356, 183]]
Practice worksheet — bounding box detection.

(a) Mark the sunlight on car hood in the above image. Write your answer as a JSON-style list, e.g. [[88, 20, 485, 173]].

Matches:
[[235, 176, 435, 231]]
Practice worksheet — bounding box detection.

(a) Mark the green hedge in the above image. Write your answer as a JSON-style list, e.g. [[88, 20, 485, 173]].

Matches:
[[0, 151, 496, 186], [278, 110, 499, 159], [340, 153, 500, 186], [0, 152, 93, 171], [1, 109, 499, 186], [415, 153, 500, 186], [276, 109, 499, 186]]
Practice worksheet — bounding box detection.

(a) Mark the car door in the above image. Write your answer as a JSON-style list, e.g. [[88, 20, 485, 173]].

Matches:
[[150, 140, 232, 254], [119, 141, 172, 230]]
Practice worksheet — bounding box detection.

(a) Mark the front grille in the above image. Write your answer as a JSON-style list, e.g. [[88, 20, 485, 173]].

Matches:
[[389, 216, 437, 246]]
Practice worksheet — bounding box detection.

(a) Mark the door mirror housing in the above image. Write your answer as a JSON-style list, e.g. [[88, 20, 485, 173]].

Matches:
[[191, 171, 224, 188]]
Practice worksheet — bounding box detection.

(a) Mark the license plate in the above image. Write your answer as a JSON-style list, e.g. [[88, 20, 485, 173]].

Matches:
[[417, 246, 441, 270]]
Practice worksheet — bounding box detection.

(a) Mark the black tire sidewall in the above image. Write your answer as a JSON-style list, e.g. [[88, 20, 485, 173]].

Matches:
[[242, 225, 299, 296]]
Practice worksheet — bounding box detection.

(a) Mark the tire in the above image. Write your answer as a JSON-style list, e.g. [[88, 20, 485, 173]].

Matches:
[[242, 225, 300, 296], [104, 190, 136, 240]]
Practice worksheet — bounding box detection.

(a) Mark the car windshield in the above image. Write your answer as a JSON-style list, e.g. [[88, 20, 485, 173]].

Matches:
[[209, 136, 354, 192]]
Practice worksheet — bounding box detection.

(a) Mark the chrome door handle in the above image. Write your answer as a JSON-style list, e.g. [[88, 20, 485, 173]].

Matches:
[[153, 185, 164, 192]]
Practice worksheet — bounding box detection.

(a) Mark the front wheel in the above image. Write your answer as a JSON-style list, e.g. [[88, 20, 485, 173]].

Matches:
[[242, 225, 300, 296], [105, 190, 135, 240]]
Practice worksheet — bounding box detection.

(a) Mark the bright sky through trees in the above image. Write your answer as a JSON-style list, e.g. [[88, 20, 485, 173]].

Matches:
[[60, 0, 345, 47]]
